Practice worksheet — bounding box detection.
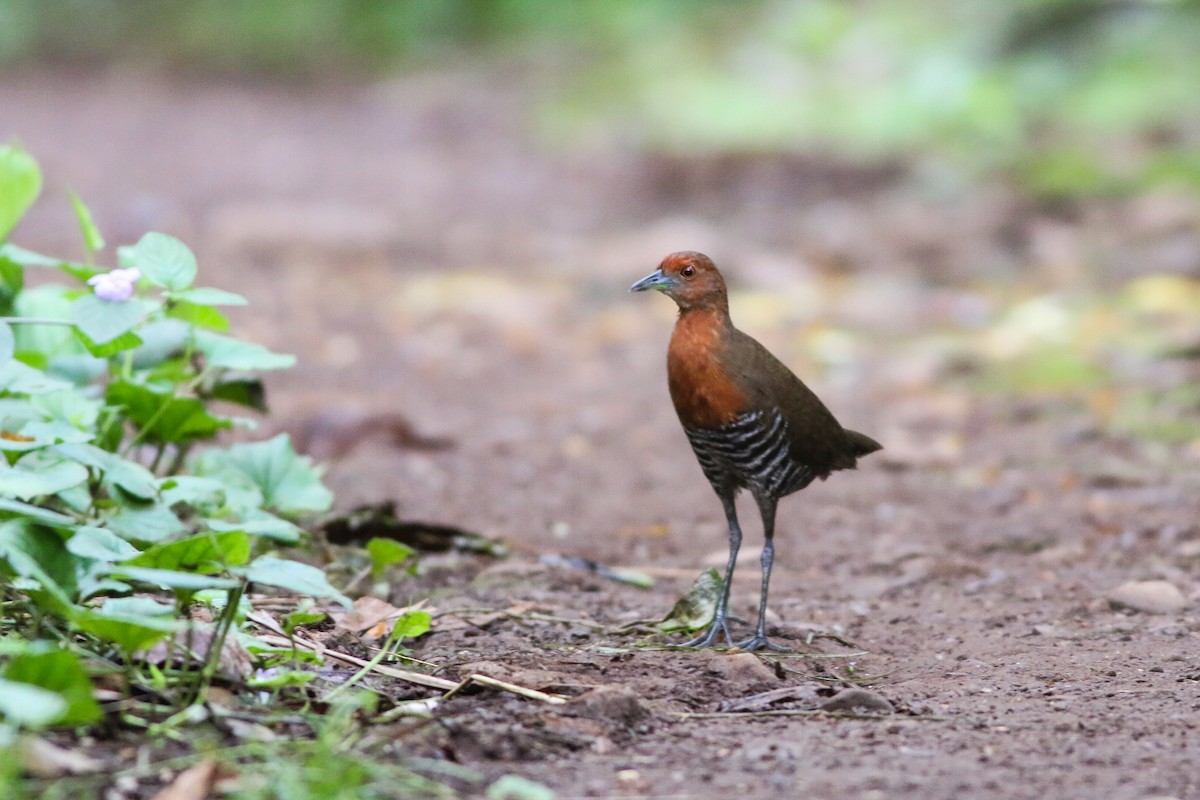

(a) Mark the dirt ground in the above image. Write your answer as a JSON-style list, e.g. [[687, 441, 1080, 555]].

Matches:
[[4, 68, 1200, 799]]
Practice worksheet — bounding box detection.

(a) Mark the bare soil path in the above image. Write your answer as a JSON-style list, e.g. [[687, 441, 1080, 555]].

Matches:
[[4, 69, 1199, 799]]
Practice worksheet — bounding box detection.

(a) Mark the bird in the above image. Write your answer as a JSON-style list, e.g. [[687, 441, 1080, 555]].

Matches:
[[630, 251, 881, 652]]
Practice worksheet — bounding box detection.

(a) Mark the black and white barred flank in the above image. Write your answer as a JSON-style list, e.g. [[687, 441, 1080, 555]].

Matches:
[[685, 409, 815, 498]]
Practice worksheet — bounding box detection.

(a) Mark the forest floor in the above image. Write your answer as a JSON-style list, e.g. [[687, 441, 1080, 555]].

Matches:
[[5, 67, 1200, 799]]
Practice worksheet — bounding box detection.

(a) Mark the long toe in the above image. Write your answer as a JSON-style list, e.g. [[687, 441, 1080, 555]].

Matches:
[[732, 634, 792, 653], [680, 619, 735, 648]]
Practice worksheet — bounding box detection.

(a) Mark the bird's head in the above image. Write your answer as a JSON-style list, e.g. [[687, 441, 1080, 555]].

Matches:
[[629, 251, 728, 312]]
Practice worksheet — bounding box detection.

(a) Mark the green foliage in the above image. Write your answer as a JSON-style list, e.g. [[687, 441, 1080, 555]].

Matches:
[[195, 435, 333, 515], [219, 698, 457, 800], [366, 537, 415, 579], [68, 192, 104, 253], [4, 5, 1199, 197], [487, 775, 557, 800], [961, 273, 1200, 442], [243, 556, 350, 606], [0, 145, 40, 242], [0, 147, 347, 736], [0, 646, 101, 727], [392, 610, 431, 640]]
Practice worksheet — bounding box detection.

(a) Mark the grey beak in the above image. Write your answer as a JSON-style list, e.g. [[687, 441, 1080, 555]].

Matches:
[[629, 268, 672, 293]]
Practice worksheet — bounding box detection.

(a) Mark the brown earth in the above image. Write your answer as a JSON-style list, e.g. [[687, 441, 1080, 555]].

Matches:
[[4, 68, 1200, 799]]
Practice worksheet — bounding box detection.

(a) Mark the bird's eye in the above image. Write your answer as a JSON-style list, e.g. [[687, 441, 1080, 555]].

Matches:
[[681, 265, 696, 279]]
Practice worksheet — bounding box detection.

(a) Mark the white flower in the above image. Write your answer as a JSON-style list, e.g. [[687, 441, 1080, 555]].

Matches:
[[87, 267, 141, 302]]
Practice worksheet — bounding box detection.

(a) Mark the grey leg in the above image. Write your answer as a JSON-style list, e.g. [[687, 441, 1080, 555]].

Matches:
[[682, 491, 740, 648], [734, 493, 790, 652]]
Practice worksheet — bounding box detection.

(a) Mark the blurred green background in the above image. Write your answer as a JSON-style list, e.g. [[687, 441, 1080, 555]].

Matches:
[[3, 0, 1199, 444], [3, 0, 1200, 200]]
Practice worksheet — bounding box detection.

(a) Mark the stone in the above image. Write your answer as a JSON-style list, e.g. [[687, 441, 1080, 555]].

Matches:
[[1106, 580, 1187, 614], [819, 688, 895, 715]]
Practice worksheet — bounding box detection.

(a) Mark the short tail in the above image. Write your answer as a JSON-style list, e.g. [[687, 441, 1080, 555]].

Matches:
[[846, 429, 882, 458]]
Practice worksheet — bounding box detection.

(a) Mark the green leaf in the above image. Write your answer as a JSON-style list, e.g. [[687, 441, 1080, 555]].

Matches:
[[170, 287, 247, 306], [166, 301, 229, 331], [74, 608, 178, 654], [124, 529, 251, 572], [159, 476, 227, 510], [0, 520, 76, 614], [131, 232, 197, 290], [486, 776, 555, 800], [283, 608, 327, 632], [208, 375, 267, 412], [0, 451, 89, 500], [101, 595, 177, 617], [0, 359, 74, 397], [70, 294, 147, 345], [0, 145, 42, 242], [194, 435, 332, 516], [0, 321, 12, 368], [106, 379, 232, 444], [29, 389, 102, 431], [1, 646, 100, 726], [209, 514, 301, 544], [129, 320, 189, 369], [0, 677, 68, 728], [243, 555, 350, 607], [245, 637, 323, 664], [53, 443, 158, 500], [0, 252, 25, 316], [74, 327, 143, 358], [0, 498, 76, 527], [104, 502, 186, 544], [105, 564, 239, 591], [11, 286, 83, 362], [12, 420, 92, 448], [392, 610, 431, 639], [248, 669, 316, 689], [366, 537, 415, 577], [66, 525, 140, 562], [0, 243, 96, 282], [193, 331, 296, 371], [69, 191, 105, 252], [657, 568, 722, 632]]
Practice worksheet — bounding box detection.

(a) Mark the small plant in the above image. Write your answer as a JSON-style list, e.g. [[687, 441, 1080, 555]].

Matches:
[[0, 143, 347, 734]]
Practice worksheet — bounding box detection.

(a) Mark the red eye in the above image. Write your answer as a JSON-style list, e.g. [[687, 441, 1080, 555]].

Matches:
[[681, 265, 696, 279]]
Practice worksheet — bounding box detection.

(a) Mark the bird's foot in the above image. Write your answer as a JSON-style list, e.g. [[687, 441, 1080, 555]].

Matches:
[[732, 633, 792, 653], [679, 617, 734, 648]]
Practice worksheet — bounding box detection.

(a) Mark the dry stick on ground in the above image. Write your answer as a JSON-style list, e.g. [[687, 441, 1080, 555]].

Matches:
[[443, 674, 568, 705], [249, 613, 568, 703], [254, 632, 459, 691], [671, 709, 956, 722]]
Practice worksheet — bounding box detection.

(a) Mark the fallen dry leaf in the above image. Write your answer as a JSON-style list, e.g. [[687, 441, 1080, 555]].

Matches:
[[143, 624, 254, 680], [331, 596, 433, 635], [150, 759, 218, 800], [433, 601, 539, 632], [20, 736, 104, 778]]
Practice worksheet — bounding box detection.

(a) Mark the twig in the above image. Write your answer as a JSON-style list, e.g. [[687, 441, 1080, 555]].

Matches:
[[253, 632, 458, 691], [444, 673, 567, 705], [518, 612, 609, 630], [788, 650, 871, 660], [326, 616, 411, 701], [670, 709, 954, 722], [250, 611, 571, 703], [374, 699, 440, 724]]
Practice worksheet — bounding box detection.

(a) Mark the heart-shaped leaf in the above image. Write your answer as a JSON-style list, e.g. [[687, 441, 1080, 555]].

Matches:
[[0, 145, 42, 242], [131, 232, 196, 290], [70, 294, 147, 345]]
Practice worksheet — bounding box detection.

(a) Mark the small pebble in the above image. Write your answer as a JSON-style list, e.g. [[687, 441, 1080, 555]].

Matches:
[[820, 688, 894, 715], [1106, 580, 1187, 614]]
